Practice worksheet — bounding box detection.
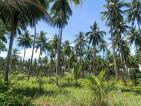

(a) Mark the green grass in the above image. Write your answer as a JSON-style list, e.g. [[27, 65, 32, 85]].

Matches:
[[1, 76, 141, 106]]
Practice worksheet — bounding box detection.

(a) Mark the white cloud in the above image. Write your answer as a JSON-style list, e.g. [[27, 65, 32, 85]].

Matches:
[[70, 43, 75, 47], [19, 48, 45, 60], [0, 48, 45, 60]]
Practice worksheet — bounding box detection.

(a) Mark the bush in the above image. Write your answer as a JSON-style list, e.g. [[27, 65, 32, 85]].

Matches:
[[16, 74, 26, 80], [47, 76, 56, 84], [0, 93, 32, 106], [0, 80, 33, 106]]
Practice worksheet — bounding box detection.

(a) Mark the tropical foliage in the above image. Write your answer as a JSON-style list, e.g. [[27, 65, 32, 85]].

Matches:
[[0, 0, 141, 105]]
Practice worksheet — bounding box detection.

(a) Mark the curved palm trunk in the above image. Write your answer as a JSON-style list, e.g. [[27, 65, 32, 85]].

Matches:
[[22, 47, 26, 70], [56, 15, 63, 85], [118, 32, 127, 86], [93, 46, 96, 76], [107, 0, 119, 81], [4, 13, 15, 83], [27, 25, 36, 81]]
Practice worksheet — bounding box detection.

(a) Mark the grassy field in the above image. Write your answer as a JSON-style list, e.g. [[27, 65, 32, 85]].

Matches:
[[0, 75, 141, 106], [9, 76, 141, 105]]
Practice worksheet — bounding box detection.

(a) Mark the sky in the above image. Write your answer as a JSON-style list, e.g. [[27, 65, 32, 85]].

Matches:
[[0, 0, 134, 60]]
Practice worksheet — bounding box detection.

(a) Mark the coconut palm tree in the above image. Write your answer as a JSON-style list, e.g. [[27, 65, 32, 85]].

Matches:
[[49, 0, 82, 82], [113, 21, 129, 86], [85, 46, 93, 72], [74, 32, 87, 65], [49, 34, 59, 57], [127, 26, 141, 52], [63, 40, 72, 71], [68, 48, 77, 69], [125, 0, 141, 34], [101, 0, 125, 27], [80, 71, 115, 106], [35, 31, 48, 77], [86, 21, 106, 75], [103, 0, 127, 84], [11, 48, 21, 70], [17, 30, 32, 68], [99, 40, 108, 60], [74, 32, 87, 77], [35, 31, 48, 64], [0, 0, 51, 82], [101, 0, 121, 81]]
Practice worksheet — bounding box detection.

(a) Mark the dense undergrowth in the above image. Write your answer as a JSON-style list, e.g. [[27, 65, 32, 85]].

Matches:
[[0, 73, 141, 106]]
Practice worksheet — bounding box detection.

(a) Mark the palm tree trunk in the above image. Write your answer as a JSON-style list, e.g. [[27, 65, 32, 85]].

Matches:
[[4, 13, 15, 83], [22, 47, 26, 70], [118, 32, 127, 86], [56, 13, 63, 85], [107, 0, 119, 81], [28, 25, 36, 81], [93, 45, 96, 76], [80, 43, 82, 66]]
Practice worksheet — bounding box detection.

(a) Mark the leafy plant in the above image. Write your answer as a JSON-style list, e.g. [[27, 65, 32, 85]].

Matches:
[[37, 78, 44, 90], [64, 71, 74, 84], [0, 80, 33, 106], [73, 63, 81, 83], [79, 71, 115, 106]]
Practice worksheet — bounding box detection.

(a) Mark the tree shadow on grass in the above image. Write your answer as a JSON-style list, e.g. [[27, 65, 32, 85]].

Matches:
[[61, 82, 82, 88], [13, 87, 57, 98], [122, 87, 141, 95]]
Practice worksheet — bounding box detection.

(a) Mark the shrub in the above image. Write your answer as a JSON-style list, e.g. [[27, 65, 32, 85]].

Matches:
[[0, 80, 33, 106], [79, 71, 116, 106]]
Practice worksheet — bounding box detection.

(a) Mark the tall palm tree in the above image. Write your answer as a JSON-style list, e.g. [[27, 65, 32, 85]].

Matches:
[[63, 40, 72, 71], [11, 48, 21, 70], [125, 0, 141, 34], [68, 48, 77, 69], [49, 0, 82, 81], [0, 0, 51, 82], [17, 30, 32, 68], [102, 0, 127, 84], [74, 32, 87, 78], [49, 34, 59, 57], [99, 40, 108, 60], [35, 31, 48, 77], [101, 0, 121, 81], [114, 21, 129, 86], [74, 32, 87, 65], [36, 31, 48, 64], [85, 46, 93, 72], [86, 22, 106, 75]]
